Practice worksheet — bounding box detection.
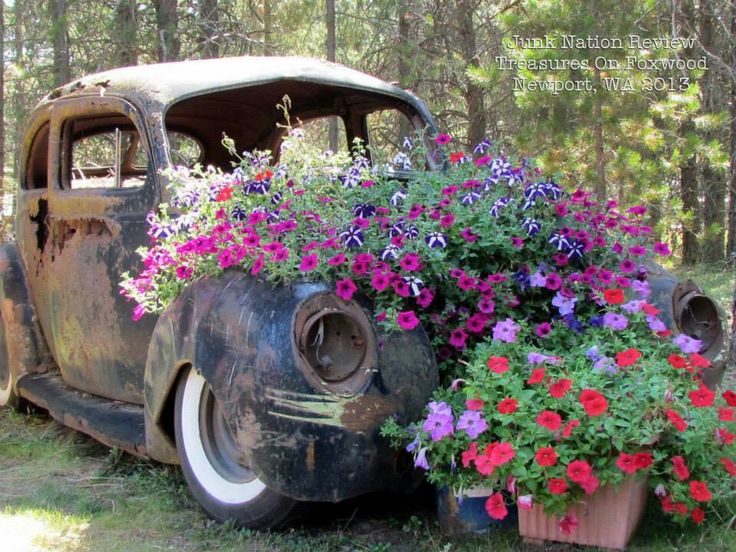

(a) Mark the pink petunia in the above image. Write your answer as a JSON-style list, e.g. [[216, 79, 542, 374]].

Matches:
[[335, 278, 357, 301], [397, 310, 420, 330], [299, 254, 319, 272]]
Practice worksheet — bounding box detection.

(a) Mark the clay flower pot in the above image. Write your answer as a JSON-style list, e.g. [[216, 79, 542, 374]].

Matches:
[[518, 477, 648, 550]]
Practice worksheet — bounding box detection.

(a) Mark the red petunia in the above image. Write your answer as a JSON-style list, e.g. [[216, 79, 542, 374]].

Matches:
[[690, 353, 710, 368], [474, 454, 495, 476], [489, 442, 515, 466], [536, 410, 562, 431], [634, 452, 653, 470], [566, 460, 593, 484], [527, 367, 546, 385], [689, 384, 715, 408], [487, 356, 510, 374], [485, 492, 508, 520], [497, 398, 518, 415], [665, 408, 688, 432], [580, 474, 600, 495], [603, 288, 624, 304], [718, 407, 735, 422], [562, 419, 581, 438], [616, 453, 638, 474], [461, 442, 478, 468], [717, 427, 735, 445], [549, 378, 572, 399], [615, 348, 642, 367], [667, 354, 687, 369], [535, 447, 558, 467], [691, 507, 705, 524], [672, 456, 690, 481], [720, 457, 736, 476], [723, 390, 736, 407], [548, 478, 568, 495], [689, 480, 712, 502], [466, 398, 485, 411], [449, 151, 465, 164], [579, 389, 608, 416]]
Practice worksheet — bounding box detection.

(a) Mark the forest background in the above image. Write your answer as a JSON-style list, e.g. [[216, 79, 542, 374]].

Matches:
[[0, 0, 734, 338]]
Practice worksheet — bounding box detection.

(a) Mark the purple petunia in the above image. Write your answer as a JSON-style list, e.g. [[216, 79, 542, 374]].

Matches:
[[423, 401, 454, 441], [552, 291, 576, 316], [603, 312, 628, 331], [493, 318, 519, 343], [456, 410, 488, 439], [673, 333, 702, 354]]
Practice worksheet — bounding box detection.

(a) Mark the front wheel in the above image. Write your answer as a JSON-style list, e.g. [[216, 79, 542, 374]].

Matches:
[[174, 366, 297, 528]]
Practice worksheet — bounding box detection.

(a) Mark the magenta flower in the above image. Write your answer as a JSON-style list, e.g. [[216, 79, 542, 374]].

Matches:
[[456, 410, 488, 439], [450, 268, 465, 279], [299, 254, 319, 272], [460, 227, 479, 242], [654, 242, 672, 256], [466, 314, 488, 334], [175, 265, 193, 280], [393, 279, 411, 298], [328, 253, 346, 266], [371, 272, 391, 291], [251, 254, 264, 275], [629, 245, 647, 256], [399, 253, 422, 272], [449, 328, 469, 349], [408, 204, 424, 219], [477, 297, 495, 314], [510, 236, 524, 249], [619, 259, 636, 273], [440, 212, 456, 228], [535, 322, 552, 338], [493, 318, 519, 343], [434, 133, 452, 145], [457, 275, 477, 292], [335, 278, 357, 301], [627, 205, 647, 216], [397, 310, 420, 330], [417, 287, 435, 308], [545, 272, 562, 290], [271, 247, 289, 262], [441, 185, 458, 196]]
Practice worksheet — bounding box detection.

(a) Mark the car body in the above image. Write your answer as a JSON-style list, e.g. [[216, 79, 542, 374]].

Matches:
[[0, 56, 728, 528]]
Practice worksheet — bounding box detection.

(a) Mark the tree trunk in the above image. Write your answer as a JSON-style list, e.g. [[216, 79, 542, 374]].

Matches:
[[397, 1, 413, 141], [326, 0, 338, 152], [700, 0, 726, 262], [12, 0, 24, 181], [457, 0, 485, 149], [50, 0, 70, 86], [113, 0, 138, 67], [681, 150, 701, 264], [263, 0, 272, 55], [155, 0, 180, 62], [198, 0, 218, 58], [0, 0, 5, 228], [593, 64, 606, 201], [727, 0, 736, 264]]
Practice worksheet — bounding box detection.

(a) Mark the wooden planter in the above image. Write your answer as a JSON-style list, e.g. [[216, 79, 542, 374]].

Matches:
[[518, 477, 648, 550]]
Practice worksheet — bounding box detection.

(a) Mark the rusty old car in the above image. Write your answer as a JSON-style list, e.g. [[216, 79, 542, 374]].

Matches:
[[0, 56, 728, 528]]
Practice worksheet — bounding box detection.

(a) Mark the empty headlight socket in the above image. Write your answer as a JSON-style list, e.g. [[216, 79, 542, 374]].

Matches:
[[293, 293, 376, 396]]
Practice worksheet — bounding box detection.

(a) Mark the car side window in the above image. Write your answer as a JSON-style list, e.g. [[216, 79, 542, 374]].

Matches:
[[63, 113, 150, 190], [365, 109, 416, 169], [296, 116, 348, 154]]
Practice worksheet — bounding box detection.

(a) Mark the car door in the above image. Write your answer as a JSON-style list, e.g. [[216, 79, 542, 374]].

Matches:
[[28, 96, 160, 403]]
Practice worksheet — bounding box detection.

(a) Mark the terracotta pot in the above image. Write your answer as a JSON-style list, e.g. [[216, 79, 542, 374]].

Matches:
[[518, 477, 648, 550]]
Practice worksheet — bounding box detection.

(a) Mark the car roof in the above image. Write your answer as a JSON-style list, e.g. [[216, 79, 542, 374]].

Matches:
[[47, 56, 430, 114]]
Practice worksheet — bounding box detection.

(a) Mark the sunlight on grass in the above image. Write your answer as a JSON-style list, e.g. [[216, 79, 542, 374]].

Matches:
[[0, 508, 89, 552]]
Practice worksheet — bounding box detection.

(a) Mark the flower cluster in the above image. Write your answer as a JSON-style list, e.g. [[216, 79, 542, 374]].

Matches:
[[120, 126, 732, 531]]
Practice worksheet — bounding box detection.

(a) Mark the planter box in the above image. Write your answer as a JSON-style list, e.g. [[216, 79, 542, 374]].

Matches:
[[518, 477, 648, 550]]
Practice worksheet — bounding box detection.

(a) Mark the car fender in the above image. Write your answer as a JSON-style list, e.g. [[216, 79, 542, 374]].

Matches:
[[144, 272, 438, 502], [0, 242, 54, 389]]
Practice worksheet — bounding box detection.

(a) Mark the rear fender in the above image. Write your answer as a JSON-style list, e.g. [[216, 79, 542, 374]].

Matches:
[[0, 243, 54, 388]]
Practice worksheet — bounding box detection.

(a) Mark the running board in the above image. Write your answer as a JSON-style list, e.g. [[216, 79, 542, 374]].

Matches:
[[17, 372, 147, 458]]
